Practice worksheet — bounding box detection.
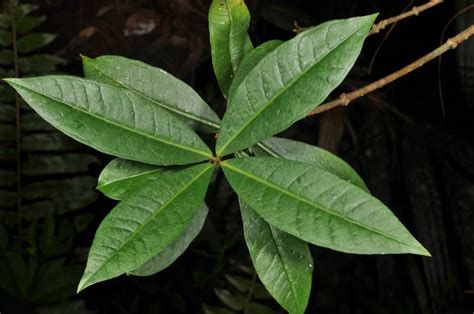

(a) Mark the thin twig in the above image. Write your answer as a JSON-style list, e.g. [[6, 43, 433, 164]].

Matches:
[[307, 25, 474, 116], [10, 0, 22, 246], [294, 0, 443, 35], [368, 0, 414, 74], [368, 0, 443, 36]]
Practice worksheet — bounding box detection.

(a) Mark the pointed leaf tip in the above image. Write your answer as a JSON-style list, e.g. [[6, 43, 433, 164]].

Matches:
[[216, 14, 379, 156], [78, 163, 213, 290], [222, 157, 430, 256]]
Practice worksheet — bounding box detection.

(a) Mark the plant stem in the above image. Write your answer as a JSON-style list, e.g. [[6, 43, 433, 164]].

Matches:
[[307, 24, 474, 116], [368, 0, 443, 36], [10, 1, 22, 246], [294, 0, 443, 35]]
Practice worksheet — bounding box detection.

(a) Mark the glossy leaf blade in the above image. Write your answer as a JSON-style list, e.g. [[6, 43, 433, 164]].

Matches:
[[97, 158, 163, 200], [98, 159, 209, 276], [82, 55, 221, 132], [255, 137, 368, 191], [5, 76, 213, 165], [78, 163, 214, 291], [217, 15, 377, 156], [130, 203, 208, 276], [228, 39, 282, 100], [17, 33, 56, 53], [222, 157, 430, 256], [240, 200, 312, 313], [209, 0, 253, 97]]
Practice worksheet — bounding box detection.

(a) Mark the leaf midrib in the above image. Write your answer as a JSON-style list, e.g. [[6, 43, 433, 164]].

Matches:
[[80, 163, 213, 290], [89, 62, 221, 130], [9, 80, 212, 159], [268, 224, 301, 312], [217, 21, 367, 156], [98, 168, 163, 190], [223, 162, 417, 251]]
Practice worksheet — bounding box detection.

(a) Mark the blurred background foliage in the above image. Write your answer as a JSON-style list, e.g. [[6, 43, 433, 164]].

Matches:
[[0, 0, 473, 313]]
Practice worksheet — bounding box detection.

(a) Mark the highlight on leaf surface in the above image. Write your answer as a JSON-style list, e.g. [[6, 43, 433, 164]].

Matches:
[[240, 200, 313, 314], [216, 14, 378, 156], [1, 3, 431, 312], [254, 137, 369, 191], [82, 55, 221, 132], [130, 203, 209, 276], [222, 157, 430, 256], [4, 76, 213, 166], [78, 163, 214, 292], [209, 0, 254, 97], [97, 158, 163, 200]]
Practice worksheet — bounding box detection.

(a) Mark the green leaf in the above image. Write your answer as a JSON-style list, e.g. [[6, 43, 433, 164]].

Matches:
[[97, 158, 163, 200], [222, 157, 430, 256], [77, 163, 214, 292], [82, 55, 221, 132], [228, 39, 282, 100], [16, 4, 39, 19], [5, 76, 213, 165], [0, 49, 13, 65], [74, 213, 95, 232], [98, 159, 209, 275], [21, 111, 56, 131], [209, 0, 253, 97], [29, 260, 83, 303], [0, 124, 15, 141], [202, 304, 234, 314], [254, 137, 368, 191], [22, 154, 100, 176], [0, 30, 12, 47], [0, 104, 15, 122], [16, 15, 46, 34], [22, 133, 82, 152], [224, 274, 270, 297], [240, 200, 312, 313], [214, 289, 246, 311], [19, 54, 66, 74], [0, 85, 15, 102], [246, 303, 274, 314], [23, 176, 96, 200], [216, 15, 377, 156], [0, 14, 11, 29], [0, 67, 14, 77], [0, 170, 16, 187], [17, 33, 56, 54], [130, 203, 208, 276]]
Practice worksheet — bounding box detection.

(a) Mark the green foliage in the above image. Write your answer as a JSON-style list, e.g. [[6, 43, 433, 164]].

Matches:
[[6, 76, 213, 165], [222, 157, 428, 255], [208, 0, 253, 97], [0, 1, 92, 311], [3, 1, 430, 312], [77, 163, 214, 291], [216, 15, 377, 156], [82, 55, 221, 132], [203, 267, 274, 314], [240, 200, 313, 313]]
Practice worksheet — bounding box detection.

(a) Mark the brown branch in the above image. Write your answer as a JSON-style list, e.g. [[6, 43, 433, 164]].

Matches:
[[368, 0, 443, 36], [294, 0, 443, 35], [307, 24, 474, 117], [10, 0, 22, 247], [368, 0, 415, 74]]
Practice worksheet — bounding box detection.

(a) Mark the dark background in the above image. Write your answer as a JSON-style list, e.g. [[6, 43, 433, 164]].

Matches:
[[1, 0, 473, 313]]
